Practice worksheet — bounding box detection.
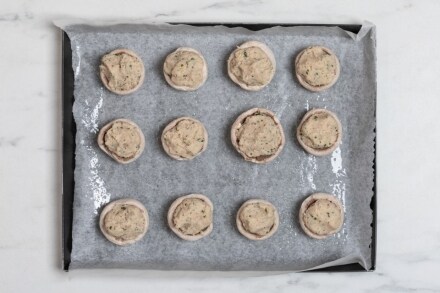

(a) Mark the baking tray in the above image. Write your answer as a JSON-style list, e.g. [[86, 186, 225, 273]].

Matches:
[[62, 23, 376, 272]]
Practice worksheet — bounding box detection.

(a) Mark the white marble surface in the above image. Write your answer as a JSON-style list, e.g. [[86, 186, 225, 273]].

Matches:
[[1, 0, 439, 292]]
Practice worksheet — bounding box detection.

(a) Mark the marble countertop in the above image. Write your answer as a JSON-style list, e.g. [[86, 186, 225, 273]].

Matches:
[[1, 0, 439, 292]]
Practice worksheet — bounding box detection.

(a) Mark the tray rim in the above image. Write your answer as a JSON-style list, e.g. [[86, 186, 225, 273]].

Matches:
[[61, 22, 376, 272]]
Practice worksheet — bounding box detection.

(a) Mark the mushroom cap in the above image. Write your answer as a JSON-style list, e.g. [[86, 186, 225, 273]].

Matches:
[[97, 118, 145, 164], [99, 198, 149, 246], [99, 48, 145, 95], [231, 108, 285, 164], [163, 47, 208, 91], [298, 193, 344, 240], [296, 108, 342, 156], [295, 46, 340, 92], [167, 194, 214, 241], [161, 116, 208, 161], [227, 41, 276, 91], [236, 199, 279, 241]]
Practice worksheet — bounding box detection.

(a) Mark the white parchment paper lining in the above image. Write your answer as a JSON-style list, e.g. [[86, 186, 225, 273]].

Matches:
[[58, 21, 376, 271]]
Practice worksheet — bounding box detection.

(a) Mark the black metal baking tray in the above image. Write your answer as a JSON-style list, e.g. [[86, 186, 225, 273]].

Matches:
[[62, 23, 376, 272]]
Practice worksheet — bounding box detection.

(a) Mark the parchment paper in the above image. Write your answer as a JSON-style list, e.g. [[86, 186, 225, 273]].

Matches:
[[61, 22, 376, 271]]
